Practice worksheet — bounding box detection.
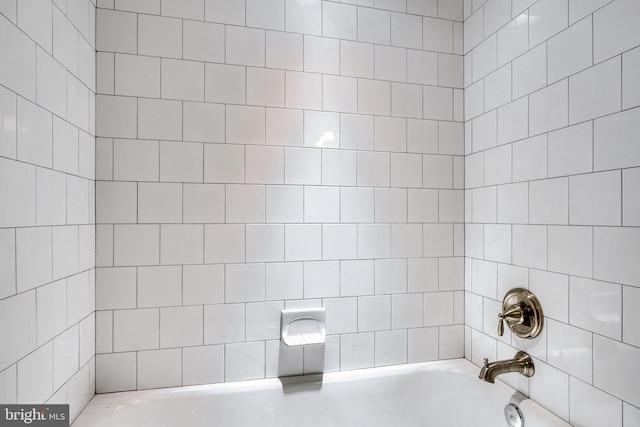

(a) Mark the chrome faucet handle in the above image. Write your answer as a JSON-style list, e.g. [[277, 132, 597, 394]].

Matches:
[[497, 305, 525, 336]]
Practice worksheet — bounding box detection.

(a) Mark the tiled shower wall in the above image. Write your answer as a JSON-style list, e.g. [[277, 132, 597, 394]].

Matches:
[[94, 0, 466, 392], [464, 0, 640, 425], [0, 0, 96, 420]]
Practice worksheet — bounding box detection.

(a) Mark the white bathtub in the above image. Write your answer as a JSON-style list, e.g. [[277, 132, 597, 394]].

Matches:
[[73, 359, 570, 427]]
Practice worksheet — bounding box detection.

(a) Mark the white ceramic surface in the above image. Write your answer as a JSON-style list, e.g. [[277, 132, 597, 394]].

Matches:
[[74, 359, 569, 427]]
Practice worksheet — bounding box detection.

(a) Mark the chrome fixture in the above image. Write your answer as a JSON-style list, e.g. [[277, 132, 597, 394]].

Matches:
[[497, 288, 544, 339], [504, 403, 524, 427], [479, 351, 534, 383]]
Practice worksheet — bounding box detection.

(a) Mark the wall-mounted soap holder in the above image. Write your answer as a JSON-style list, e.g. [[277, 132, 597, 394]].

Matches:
[[498, 288, 543, 339], [280, 308, 326, 347]]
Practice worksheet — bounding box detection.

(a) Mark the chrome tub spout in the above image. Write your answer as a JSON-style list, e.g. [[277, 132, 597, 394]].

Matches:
[[478, 351, 534, 383]]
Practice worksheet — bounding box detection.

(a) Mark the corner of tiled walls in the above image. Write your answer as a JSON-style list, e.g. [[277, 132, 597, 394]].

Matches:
[[0, 0, 96, 421], [7, 0, 640, 423], [94, 0, 466, 392], [464, 0, 640, 424]]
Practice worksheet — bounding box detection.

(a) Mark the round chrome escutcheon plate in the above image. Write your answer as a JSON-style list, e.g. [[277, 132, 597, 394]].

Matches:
[[504, 403, 524, 427]]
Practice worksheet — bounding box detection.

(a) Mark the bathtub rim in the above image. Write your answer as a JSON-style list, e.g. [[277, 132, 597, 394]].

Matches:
[[73, 357, 570, 427], [88, 357, 477, 401]]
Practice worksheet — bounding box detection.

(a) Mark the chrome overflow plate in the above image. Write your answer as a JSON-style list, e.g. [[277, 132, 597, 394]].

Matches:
[[504, 403, 524, 427]]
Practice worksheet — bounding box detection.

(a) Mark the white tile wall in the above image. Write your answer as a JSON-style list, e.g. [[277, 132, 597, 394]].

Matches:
[[3, 0, 633, 422], [466, 0, 640, 424], [0, 0, 96, 420], [95, 0, 465, 391]]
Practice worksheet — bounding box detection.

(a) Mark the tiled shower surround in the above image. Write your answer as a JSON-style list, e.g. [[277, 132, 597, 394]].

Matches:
[[0, 0, 96, 420], [1, 0, 640, 425], [94, 0, 466, 392], [464, 0, 640, 425]]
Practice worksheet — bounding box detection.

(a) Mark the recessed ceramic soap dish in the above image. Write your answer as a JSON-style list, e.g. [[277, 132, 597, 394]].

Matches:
[[280, 308, 326, 347]]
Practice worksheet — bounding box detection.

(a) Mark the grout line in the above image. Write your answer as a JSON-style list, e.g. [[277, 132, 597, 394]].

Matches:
[[620, 168, 624, 226]]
